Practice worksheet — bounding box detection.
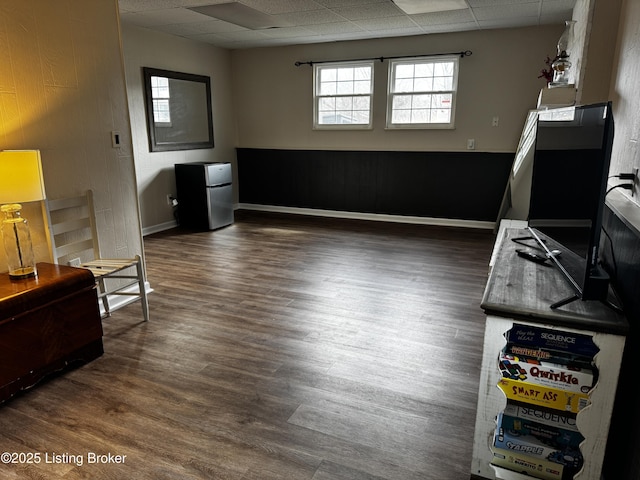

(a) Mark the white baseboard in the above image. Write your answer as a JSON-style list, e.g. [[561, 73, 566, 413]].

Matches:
[[142, 220, 178, 237], [237, 203, 496, 230]]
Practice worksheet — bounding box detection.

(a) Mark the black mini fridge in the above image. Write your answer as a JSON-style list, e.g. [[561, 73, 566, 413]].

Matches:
[[175, 162, 234, 230]]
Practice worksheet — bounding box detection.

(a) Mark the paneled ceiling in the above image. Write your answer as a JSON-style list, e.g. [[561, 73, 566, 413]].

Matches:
[[118, 0, 576, 50]]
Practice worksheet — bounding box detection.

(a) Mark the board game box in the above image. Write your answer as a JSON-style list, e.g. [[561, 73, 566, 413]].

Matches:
[[503, 402, 579, 433], [498, 411, 584, 450], [491, 446, 564, 480], [499, 351, 595, 394], [497, 377, 590, 413], [493, 412, 583, 479], [505, 323, 599, 358]]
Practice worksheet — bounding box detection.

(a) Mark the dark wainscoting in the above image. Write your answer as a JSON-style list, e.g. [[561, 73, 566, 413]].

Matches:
[[601, 205, 640, 480], [237, 148, 513, 222]]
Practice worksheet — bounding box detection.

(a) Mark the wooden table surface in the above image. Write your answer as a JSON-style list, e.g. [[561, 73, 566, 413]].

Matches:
[[481, 228, 628, 335]]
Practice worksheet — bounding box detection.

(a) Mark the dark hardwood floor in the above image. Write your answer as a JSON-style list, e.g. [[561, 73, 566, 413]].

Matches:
[[0, 211, 496, 479]]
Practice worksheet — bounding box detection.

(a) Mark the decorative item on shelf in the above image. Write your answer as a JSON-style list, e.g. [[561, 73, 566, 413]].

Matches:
[[550, 20, 576, 88], [538, 55, 554, 85], [0, 150, 46, 279]]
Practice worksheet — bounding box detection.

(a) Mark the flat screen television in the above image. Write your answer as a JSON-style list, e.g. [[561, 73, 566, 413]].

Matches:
[[525, 101, 616, 309]]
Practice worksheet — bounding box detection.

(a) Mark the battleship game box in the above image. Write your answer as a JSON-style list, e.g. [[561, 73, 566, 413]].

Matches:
[[492, 412, 583, 479]]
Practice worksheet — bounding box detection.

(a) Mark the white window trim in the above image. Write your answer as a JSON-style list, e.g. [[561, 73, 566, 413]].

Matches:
[[385, 56, 459, 130], [313, 60, 374, 130]]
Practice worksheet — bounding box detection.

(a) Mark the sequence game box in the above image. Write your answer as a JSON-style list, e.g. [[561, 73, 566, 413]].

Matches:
[[505, 324, 599, 359], [503, 402, 579, 433]]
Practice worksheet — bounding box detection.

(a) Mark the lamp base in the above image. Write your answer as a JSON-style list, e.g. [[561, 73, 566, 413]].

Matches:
[[9, 266, 37, 280]]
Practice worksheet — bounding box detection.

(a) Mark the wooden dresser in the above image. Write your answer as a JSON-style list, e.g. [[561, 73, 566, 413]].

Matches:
[[0, 262, 103, 403]]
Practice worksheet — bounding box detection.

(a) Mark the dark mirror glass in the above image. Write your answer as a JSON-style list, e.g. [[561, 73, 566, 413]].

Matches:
[[143, 67, 214, 152]]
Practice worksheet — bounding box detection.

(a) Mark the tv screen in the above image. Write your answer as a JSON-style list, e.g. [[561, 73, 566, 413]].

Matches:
[[527, 101, 614, 308]]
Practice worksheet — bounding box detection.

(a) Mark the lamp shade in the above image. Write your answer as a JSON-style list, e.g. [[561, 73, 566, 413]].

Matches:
[[0, 150, 46, 204]]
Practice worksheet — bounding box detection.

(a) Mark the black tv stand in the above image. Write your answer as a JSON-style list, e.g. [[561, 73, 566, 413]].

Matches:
[[550, 292, 623, 315]]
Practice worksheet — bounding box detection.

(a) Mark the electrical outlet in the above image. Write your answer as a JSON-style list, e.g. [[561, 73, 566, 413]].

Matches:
[[68, 257, 81, 267], [111, 131, 121, 148], [633, 167, 639, 197], [492, 116, 499, 127], [467, 139, 475, 150], [166, 194, 173, 206]]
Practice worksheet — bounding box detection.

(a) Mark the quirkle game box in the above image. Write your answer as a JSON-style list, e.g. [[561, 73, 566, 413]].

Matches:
[[499, 351, 596, 394]]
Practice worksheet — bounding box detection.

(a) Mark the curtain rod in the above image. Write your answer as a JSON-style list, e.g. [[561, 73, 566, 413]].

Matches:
[[294, 50, 472, 67]]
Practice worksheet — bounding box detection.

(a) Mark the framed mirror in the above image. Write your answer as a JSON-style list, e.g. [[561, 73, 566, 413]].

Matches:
[[143, 67, 214, 152]]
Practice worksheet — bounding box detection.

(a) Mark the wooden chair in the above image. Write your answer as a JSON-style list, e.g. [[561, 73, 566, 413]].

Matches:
[[45, 190, 149, 322]]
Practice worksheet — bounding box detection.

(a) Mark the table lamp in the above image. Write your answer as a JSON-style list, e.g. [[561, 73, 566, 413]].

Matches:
[[0, 150, 46, 279]]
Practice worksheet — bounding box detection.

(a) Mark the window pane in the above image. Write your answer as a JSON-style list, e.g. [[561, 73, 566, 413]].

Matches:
[[432, 93, 452, 109], [336, 81, 354, 95], [395, 78, 414, 93], [414, 77, 433, 92], [353, 80, 370, 94], [434, 62, 454, 76], [414, 63, 433, 77], [411, 109, 429, 123], [392, 109, 411, 123], [353, 96, 370, 110], [320, 82, 337, 96], [315, 62, 373, 127], [433, 76, 452, 91], [335, 97, 353, 110], [395, 64, 414, 78], [319, 97, 335, 111], [432, 108, 451, 123], [393, 95, 412, 109], [387, 58, 457, 127], [412, 94, 431, 108]]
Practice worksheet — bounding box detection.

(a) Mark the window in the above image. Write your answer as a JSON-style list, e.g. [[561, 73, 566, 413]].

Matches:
[[387, 57, 458, 129], [314, 61, 373, 129], [150, 75, 171, 125]]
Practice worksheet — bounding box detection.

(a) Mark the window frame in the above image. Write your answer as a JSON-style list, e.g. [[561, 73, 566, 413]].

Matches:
[[150, 75, 172, 127], [313, 60, 375, 130], [386, 56, 459, 130]]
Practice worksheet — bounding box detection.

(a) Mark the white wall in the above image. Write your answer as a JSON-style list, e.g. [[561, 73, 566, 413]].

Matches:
[[121, 24, 237, 235], [608, 0, 640, 209], [0, 0, 142, 274], [231, 25, 563, 153]]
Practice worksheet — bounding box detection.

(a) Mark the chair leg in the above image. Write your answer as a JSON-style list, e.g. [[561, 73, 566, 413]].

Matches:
[[97, 278, 111, 317], [135, 255, 150, 321]]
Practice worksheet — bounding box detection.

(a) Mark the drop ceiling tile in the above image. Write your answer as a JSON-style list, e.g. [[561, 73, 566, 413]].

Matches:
[[304, 21, 366, 35], [273, 9, 348, 26], [333, 2, 404, 21], [314, 0, 388, 7], [355, 16, 420, 31], [410, 9, 476, 26], [473, 3, 540, 21], [239, 0, 324, 15], [119, 0, 184, 13], [155, 19, 246, 36]]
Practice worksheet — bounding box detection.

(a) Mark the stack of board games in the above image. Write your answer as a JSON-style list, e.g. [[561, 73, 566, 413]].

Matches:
[[491, 323, 599, 479]]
